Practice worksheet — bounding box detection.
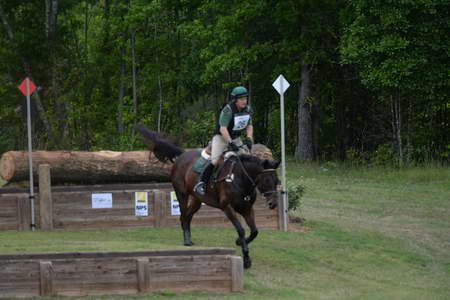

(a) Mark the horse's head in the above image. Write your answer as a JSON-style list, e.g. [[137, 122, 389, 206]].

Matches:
[[255, 159, 281, 210]]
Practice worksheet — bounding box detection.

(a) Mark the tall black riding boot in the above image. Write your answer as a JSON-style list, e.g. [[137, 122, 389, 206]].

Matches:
[[194, 161, 214, 195]]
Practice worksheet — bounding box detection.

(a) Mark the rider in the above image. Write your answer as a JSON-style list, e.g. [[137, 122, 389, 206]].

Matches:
[[194, 86, 254, 195]]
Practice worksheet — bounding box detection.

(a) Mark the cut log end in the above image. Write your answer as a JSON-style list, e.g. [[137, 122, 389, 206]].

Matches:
[[0, 152, 15, 181], [251, 144, 273, 161]]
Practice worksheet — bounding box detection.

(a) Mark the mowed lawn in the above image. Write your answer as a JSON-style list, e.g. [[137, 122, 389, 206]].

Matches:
[[0, 161, 449, 300]]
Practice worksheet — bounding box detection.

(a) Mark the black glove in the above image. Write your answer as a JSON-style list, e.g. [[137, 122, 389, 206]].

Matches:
[[244, 140, 253, 151], [229, 141, 240, 152]]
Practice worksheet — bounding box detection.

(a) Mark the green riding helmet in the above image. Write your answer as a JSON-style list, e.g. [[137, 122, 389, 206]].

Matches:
[[231, 86, 248, 99]]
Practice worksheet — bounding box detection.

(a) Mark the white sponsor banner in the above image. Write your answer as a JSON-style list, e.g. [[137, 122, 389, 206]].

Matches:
[[92, 193, 112, 209], [135, 192, 149, 216], [170, 191, 180, 216]]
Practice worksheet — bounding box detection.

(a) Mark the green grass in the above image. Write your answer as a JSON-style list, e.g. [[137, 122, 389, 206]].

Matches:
[[1, 161, 449, 299], [0, 178, 6, 187]]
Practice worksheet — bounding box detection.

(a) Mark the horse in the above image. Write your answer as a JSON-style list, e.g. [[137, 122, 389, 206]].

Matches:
[[136, 124, 281, 269]]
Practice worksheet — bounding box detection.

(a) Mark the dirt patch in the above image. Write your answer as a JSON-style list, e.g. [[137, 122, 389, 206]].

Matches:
[[288, 223, 312, 233], [288, 217, 312, 232]]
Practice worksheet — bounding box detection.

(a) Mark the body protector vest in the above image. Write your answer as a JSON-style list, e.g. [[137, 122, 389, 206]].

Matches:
[[215, 101, 252, 139]]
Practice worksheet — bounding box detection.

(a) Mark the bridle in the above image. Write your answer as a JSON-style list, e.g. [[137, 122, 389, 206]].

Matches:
[[213, 154, 279, 201], [235, 157, 279, 198]]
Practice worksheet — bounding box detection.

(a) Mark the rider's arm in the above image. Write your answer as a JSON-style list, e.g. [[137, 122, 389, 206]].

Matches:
[[246, 106, 254, 142], [246, 125, 254, 142], [220, 126, 233, 143], [219, 105, 233, 143]]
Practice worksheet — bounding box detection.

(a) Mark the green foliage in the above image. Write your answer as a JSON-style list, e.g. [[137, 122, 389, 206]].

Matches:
[[286, 181, 305, 212], [341, 0, 449, 94], [345, 148, 367, 166], [183, 111, 216, 148], [0, 0, 447, 163]]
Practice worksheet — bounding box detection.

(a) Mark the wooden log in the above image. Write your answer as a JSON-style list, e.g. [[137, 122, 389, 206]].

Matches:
[[251, 144, 274, 161], [0, 145, 273, 185], [0, 150, 172, 184]]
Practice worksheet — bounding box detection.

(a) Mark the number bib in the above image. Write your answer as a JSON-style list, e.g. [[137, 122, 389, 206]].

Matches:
[[233, 114, 250, 131]]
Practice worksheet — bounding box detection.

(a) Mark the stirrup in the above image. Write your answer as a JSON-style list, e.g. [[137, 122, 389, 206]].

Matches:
[[194, 181, 206, 195]]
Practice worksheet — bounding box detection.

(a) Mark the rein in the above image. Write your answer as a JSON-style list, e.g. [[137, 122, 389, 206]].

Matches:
[[213, 155, 278, 200], [233, 157, 278, 199]]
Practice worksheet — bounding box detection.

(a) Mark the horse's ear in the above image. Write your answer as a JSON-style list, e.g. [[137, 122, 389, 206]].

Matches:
[[263, 159, 280, 169]]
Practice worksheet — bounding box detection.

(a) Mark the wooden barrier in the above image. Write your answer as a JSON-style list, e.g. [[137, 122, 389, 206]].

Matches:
[[0, 248, 243, 297], [0, 165, 281, 231]]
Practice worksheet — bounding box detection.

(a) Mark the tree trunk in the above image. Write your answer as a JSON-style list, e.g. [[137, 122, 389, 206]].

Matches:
[[157, 75, 163, 132], [296, 63, 314, 161], [118, 46, 126, 135], [46, 0, 64, 145], [131, 29, 138, 136], [312, 98, 321, 158], [391, 94, 403, 166]]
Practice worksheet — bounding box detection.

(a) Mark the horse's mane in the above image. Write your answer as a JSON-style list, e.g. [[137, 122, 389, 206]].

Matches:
[[238, 154, 262, 165]]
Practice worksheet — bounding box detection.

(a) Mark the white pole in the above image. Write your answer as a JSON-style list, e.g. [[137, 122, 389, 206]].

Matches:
[[26, 78, 36, 231], [280, 81, 288, 232]]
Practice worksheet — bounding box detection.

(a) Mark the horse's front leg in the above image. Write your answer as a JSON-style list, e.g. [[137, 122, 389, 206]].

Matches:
[[236, 207, 258, 246], [223, 206, 252, 269]]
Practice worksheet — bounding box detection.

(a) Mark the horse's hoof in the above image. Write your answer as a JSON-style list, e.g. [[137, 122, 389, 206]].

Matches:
[[184, 241, 194, 246], [244, 258, 252, 269]]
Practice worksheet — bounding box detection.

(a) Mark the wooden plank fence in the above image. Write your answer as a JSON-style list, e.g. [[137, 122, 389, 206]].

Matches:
[[0, 165, 282, 232], [0, 248, 243, 297]]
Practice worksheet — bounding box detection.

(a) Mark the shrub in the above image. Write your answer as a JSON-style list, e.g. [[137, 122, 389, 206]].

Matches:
[[286, 182, 305, 212], [370, 143, 396, 167]]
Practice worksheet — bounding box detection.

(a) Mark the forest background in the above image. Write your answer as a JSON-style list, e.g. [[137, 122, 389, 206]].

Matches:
[[0, 0, 449, 166]]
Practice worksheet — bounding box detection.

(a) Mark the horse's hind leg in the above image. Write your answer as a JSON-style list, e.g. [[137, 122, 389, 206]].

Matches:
[[223, 206, 252, 269], [179, 194, 202, 246]]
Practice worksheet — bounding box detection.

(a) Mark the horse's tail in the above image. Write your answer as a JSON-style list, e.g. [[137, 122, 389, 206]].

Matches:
[[135, 123, 184, 163]]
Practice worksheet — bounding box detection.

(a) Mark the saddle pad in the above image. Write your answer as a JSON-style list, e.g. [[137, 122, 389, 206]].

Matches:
[[192, 156, 209, 174]]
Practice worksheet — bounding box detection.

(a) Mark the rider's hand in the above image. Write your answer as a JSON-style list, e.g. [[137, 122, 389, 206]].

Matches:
[[244, 140, 253, 151], [229, 141, 240, 152]]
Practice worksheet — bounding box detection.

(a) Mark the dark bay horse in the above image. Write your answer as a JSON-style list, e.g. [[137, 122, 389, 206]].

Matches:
[[136, 124, 281, 268]]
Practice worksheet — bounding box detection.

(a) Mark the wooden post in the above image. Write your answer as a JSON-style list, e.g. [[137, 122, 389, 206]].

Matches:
[[230, 256, 243, 292], [136, 258, 150, 293], [161, 191, 167, 226], [17, 194, 30, 231], [39, 261, 54, 296], [38, 164, 53, 230], [153, 191, 163, 227]]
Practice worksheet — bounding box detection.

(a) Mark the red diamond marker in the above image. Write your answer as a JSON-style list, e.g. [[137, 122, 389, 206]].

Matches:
[[18, 77, 37, 96]]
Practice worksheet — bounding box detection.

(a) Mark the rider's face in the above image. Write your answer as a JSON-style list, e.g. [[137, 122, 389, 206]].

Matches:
[[235, 96, 248, 110]]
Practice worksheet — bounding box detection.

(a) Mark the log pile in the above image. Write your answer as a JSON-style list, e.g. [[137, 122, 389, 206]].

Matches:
[[0, 145, 273, 185]]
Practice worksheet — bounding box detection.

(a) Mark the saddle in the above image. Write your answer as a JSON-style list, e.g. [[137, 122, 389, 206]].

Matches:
[[192, 143, 235, 176]]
